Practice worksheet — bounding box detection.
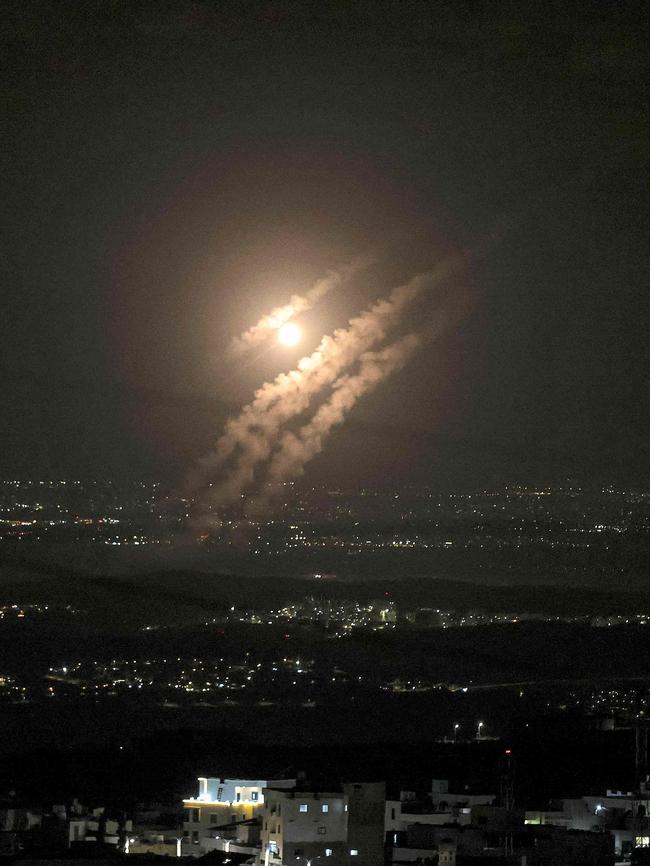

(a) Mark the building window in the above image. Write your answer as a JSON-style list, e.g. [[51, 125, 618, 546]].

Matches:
[[318, 826, 326, 834], [251, 791, 259, 801], [231, 815, 236, 824], [321, 804, 329, 813], [191, 831, 199, 843], [299, 804, 309, 813], [183, 831, 189, 837], [344, 804, 348, 812], [391, 808, 395, 820], [192, 810, 200, 823], [236, 792, 241, 802], [269, 841, 278, 854], [325, 850, 332, 857], [350, 850, 358, 856], [210, 814, 218, 824], [217, 787, 223, 800]]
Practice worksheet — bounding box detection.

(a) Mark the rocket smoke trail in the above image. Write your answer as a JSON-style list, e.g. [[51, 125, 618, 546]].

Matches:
[[188, 261, 456, 518], [228, 258, 366, 356], [258, 331, 423, 493], [248, 316, 452, 513]]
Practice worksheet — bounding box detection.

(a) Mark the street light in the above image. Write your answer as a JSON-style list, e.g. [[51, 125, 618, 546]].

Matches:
[[477, 721, 484, 740], [454, 723, 460, 742]]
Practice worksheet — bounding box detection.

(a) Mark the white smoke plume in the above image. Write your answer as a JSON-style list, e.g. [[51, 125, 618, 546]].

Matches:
[[228, 258, 366, 356], [189, 267, 447, 513], [261, 331, 423, 491], [185, 244, 473, 530]]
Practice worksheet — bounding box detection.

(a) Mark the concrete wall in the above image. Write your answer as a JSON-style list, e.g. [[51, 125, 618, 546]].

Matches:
[[344, 782, 386, 866], [261, 788, 348, 865]]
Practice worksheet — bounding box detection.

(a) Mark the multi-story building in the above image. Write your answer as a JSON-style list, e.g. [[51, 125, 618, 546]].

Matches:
[[260, 780, 385, 866], [182, 776, 296, 857], [182, 777, 267, 852], [344, 782, 386, 866]]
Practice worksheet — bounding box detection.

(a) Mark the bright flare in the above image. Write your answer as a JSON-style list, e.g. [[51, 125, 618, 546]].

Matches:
[[277, 322, 301, 347]]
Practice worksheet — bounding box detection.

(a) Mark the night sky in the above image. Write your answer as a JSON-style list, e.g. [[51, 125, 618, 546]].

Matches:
[[2, 2, 648, 489]]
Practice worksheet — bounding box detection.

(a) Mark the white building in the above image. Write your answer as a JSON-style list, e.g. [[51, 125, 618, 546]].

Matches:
[[182, 776, 294, 857], [260, 781, 385, 866], [67, 807, 133, 847], [261, 787, 348, 865]]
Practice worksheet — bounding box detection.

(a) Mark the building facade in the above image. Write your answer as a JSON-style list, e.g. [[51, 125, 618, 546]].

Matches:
[[182, 777, 268, 853], [260, 782, 385, 866]]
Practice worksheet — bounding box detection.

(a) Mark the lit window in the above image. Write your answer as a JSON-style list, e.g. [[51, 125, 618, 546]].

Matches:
[[344, 804, 348, 812], [350, 849, 359, 856], [321, 804, 329, 813], [252, 791, 259, 801], [325, 849, 333, 857], [299, 804, 309, 813]]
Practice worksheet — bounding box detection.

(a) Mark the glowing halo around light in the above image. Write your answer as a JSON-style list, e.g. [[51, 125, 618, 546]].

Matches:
[[277, 321, 301, 347]]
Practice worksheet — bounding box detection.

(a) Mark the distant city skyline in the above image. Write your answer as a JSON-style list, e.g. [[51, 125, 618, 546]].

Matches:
[[1, 477, 647, 589]]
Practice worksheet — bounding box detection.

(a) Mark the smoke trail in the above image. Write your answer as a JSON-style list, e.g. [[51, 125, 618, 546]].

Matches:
[[188, 266, 448, 512], [187, 245, 470, 527], [261, 332, 423, 491], [228, 259, 365, 356]]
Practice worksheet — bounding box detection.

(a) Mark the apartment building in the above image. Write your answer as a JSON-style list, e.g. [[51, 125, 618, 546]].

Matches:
[[260, 781, 385, 866]]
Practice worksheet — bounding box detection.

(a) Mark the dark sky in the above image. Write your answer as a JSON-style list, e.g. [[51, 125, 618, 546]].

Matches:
[[2, 1, 648, 489]]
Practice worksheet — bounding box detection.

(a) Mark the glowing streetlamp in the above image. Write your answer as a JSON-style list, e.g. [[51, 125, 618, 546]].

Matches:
[[453, 723, 460, 742], [477, 721, 485, 740]]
